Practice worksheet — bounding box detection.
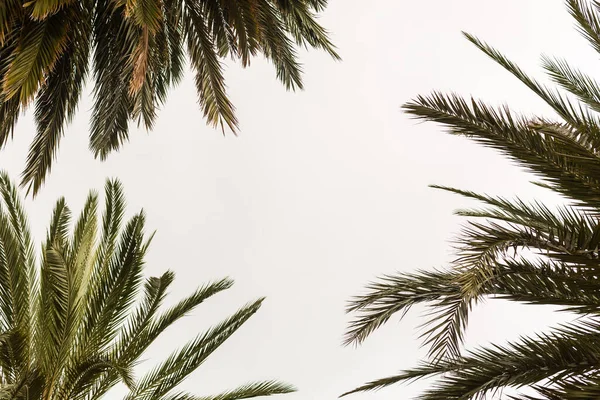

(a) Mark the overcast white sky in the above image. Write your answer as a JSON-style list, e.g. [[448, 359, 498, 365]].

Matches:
[[2, 0, 596, 398]]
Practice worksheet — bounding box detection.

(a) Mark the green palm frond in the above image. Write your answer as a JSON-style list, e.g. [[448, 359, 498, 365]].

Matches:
[[183, 0, 237, 132], [0, 0, 339, 195], [125, 299, 265, 400], [567, 0, 600, 54], [0, 172, 293, 400], [403, 93, 600, 208], [252, 0, 304, 91], [2, 13, 69, 105], [542, 56, 600, 115], [345, 0, 600, 397], [23, 2, 91, 196], [343, 319, 600, 399], [463, 32, 600, 143]]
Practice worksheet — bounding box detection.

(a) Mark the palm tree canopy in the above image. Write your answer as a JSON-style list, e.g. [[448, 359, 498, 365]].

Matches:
[[0, 171, 294, 400], [0, 0, 339, 195], [343, 0, 600, 398]]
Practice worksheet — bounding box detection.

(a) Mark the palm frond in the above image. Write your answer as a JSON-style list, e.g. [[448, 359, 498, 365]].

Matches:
[[343, 319, 600, 399], [89, 0, 136, 159], [0, 0, 338, 195], [344, 269, 461, 350], [567, 0, 600, 54], [403, 93, 600, 208], [0, 172, 292, 399], [183, 0, 237, 132], [346, 1, 600, 397], [22, 2, 91, 195], [125, 298, 265, 399], [464, 32, 600, 142], [2, 13, 69, 105], [253, 0, 304, 91]]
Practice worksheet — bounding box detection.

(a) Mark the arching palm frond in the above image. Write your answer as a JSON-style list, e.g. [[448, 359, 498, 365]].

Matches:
[[343, 318, 600, 399], [0, 0, 339, 195], [344, 0, 600, 397], [0, 172, 293, 400]]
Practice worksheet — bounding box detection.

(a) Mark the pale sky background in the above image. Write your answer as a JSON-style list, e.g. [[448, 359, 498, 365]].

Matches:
[[0, 0, 595, 398]]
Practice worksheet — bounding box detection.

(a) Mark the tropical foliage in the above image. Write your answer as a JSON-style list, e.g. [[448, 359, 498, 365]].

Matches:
[[0, 0, 339, 195], [343, 0, 600, 398], [0, 172, 293, 400]]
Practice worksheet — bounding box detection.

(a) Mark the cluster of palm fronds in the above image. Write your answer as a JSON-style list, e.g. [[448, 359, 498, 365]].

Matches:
[[0, 0, 338, 195], [343, 0, 600, 398], [0, 172, 293, 400]]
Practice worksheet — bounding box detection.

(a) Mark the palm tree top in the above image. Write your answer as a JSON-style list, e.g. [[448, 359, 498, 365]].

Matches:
[[0, 0, 340, 196], [0, 171, 294, 400], [344, 0, 600, 398]]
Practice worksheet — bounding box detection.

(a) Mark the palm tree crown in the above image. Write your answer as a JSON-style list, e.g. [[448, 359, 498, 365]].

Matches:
[[0, 171, 293, 400], [0, 0, 339, 195], [343, 0, 600, 398]]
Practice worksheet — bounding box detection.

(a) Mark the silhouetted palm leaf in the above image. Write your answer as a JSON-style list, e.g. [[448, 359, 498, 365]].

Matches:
[[344, 0, 600, 398], [0, 172, 294, 400], [0, 0, 339, 195]]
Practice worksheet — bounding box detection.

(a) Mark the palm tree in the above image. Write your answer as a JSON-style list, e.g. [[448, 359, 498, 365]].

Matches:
[[342, 0, 600, 398], [0, 0, 339, 196], [0, 171, 293, 400]]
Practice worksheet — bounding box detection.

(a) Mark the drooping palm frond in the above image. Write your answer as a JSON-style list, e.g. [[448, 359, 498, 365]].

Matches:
[[0, 172, 293, 400], [23, 1, 92, 197], [342, 319, 600, 399], [344, 0, 600, 397], [0, 0, 340, 195]]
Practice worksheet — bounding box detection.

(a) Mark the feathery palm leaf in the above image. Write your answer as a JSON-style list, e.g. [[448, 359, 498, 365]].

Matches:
[[0, 172, 293, 400], [344, 0, 600, 397], [0, 0, 339, 195]]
